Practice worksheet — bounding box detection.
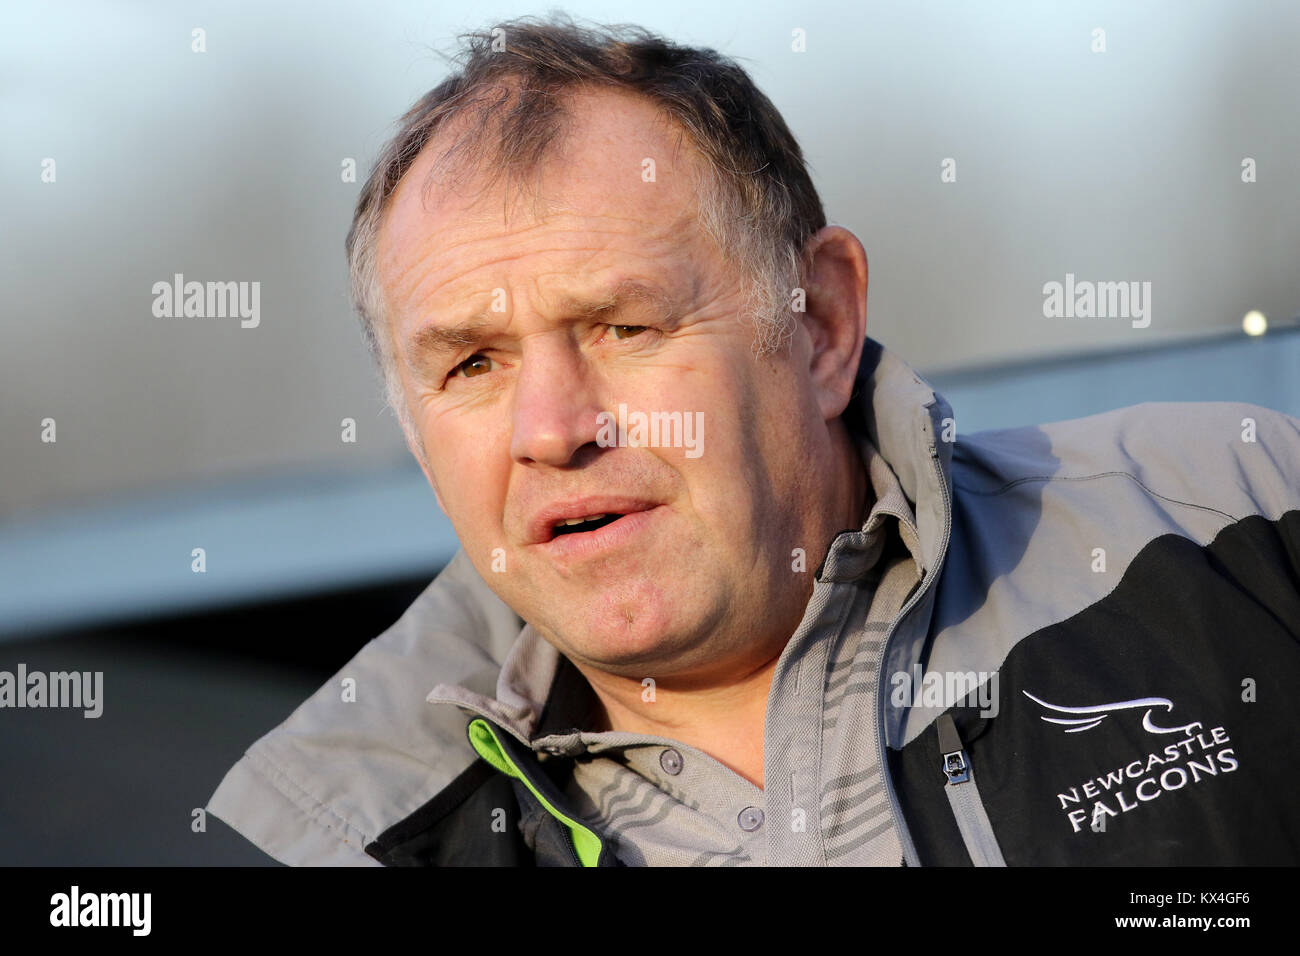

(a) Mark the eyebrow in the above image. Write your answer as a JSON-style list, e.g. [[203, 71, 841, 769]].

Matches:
[[404, 279, 681, 368]]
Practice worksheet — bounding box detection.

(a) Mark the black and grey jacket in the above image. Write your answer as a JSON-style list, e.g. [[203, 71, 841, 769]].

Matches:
[[207, 337, 1300, 865]]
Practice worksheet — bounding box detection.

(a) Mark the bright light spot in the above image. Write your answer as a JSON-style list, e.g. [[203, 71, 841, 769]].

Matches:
[[1242, 311, 1267, 336]]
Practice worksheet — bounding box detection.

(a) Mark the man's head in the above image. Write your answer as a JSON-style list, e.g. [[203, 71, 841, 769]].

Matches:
[[346, 15, 870, 684]]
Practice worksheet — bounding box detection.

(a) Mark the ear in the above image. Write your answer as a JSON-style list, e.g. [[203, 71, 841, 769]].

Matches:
[[403, 424, 447, 514], [798, 225, 868, 422]]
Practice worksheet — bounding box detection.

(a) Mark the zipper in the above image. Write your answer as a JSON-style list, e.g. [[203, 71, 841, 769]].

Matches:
[[936, 712, 1007, 867], [873, 421, 954, 868], [563, 820, 583, 867]]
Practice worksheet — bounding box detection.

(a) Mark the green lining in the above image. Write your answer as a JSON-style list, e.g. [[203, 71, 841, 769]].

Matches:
[[467, 718, 603, 867]]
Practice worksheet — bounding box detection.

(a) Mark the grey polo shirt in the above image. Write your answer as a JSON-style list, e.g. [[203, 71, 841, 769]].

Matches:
[[430, 433, 925, 866]]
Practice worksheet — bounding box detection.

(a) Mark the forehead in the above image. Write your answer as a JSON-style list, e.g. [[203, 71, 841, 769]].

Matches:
[[375, 86, 712, 326]]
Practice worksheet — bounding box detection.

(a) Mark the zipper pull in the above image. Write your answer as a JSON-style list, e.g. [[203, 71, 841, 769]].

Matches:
[[935, 712, 1008, 866], [937, 713, 969, 785]]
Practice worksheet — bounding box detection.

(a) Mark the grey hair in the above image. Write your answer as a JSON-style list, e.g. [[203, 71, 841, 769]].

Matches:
[[345, 12, 827, 447]]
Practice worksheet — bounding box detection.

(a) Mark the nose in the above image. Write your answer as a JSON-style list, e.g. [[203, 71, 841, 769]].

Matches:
[[509, 337, 607, 467]]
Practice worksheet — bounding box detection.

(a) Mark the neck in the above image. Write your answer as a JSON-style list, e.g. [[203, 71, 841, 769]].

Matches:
[[576, 652, 780, 788], [573, 420, 872, 790], [836, 419, 871, 533]]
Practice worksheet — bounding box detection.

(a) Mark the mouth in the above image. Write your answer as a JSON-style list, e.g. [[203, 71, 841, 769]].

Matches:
[[529, 501, 667, 562], [527, 496, 663, 546], [550, 513, 624, 537]]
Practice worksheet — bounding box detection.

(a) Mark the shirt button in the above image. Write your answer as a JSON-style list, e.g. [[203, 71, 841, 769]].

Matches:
[[659, 748, 684, 775], [738, 806, 764, 831]]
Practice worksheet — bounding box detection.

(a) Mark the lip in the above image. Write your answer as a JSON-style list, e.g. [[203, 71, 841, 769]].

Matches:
[[533, 505, 667, 562], [526, 496, 663, 545]]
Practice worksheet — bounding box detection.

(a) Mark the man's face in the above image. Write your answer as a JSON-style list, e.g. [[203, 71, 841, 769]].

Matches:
[[377, 88, 841, 680]]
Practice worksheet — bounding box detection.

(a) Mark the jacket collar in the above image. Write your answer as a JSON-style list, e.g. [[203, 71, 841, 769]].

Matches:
[[849, 337, 955, 580]]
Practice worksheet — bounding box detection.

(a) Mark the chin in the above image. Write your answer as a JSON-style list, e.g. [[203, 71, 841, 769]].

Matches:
[[556, 585, 693, 671]]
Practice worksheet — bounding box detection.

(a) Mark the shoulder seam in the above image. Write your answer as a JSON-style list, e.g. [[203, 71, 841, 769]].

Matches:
[[955, 470, 1241, 525], [243, 746, 373, 850]]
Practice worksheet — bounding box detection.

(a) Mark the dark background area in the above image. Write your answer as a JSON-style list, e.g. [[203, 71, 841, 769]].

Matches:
[[0, 576, 432, 865]]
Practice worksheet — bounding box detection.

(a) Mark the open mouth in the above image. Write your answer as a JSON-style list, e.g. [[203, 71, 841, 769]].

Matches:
[[552, 513, 624, 537]]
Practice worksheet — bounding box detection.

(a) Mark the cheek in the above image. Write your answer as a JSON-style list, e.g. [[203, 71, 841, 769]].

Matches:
[[719, 369, 814, 503], [425, 422, 511, 534]]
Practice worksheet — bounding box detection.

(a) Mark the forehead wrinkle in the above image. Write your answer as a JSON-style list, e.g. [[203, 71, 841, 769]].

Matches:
[[386, 155, 706, 365], [402, 276, 685, 370], [391, 191, 691, 289], [391, 213, 668, 318], [395, 221, 685, 329], [554, 277, 682, 319]]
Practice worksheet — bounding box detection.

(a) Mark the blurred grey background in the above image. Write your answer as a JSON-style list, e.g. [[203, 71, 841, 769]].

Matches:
[[1, 1, 1296, 864]]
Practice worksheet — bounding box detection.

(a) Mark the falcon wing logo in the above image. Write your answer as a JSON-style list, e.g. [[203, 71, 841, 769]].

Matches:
[[1022, 691, 1201, 736]]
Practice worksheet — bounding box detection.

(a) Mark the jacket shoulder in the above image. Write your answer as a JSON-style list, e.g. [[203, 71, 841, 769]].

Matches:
[[207, 549, 524, 865], [951, 400, 1300, 523], [912, 401, 1300, 750]]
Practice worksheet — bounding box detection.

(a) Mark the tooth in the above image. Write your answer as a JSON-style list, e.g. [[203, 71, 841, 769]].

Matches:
[[560, 513, 606, 526]]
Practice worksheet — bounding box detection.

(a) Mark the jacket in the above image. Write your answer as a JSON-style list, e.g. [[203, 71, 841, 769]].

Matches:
[[206, 336, 1300, 865]]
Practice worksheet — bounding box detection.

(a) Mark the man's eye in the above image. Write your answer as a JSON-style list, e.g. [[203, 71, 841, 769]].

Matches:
[[453, 354, 494, 379], [611, 325, 648, 339]]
